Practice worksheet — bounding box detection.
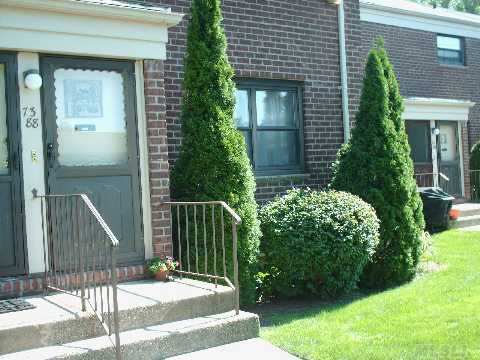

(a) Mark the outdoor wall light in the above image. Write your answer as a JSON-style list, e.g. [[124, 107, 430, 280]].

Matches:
[[432, 128, 441, 136], [23, 70, 43, 90]]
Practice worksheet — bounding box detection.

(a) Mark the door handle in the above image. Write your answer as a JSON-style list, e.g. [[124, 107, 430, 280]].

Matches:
[[46, 143, 55, 165], [5, 153, 17, 170]]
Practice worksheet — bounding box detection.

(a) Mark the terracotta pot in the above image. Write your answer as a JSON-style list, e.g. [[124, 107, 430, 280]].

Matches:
[[154, 269, 169, 282], [449, 209, 460, 221]]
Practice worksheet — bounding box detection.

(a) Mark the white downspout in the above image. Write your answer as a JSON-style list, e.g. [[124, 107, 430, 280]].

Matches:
[[337, 0, 350, 142]]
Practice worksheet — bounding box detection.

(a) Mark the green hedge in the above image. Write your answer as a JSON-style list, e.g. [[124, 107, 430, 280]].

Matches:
[[258, 189, 380, 299]]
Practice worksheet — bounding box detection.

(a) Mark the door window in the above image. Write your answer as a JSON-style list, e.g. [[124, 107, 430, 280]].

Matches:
[[53, 68, 127, 166], [439, 124, 457, 162], [0, 64, 8, 175]]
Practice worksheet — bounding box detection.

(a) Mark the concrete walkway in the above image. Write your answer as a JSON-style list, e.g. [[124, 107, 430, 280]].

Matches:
[[458, 225, 480, 231], [166, 338, 300, 360], [451, 202, 480, 230]]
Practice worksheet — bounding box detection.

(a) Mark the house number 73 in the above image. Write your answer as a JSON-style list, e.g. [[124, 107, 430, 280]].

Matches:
[[22, 106, 39, 128]]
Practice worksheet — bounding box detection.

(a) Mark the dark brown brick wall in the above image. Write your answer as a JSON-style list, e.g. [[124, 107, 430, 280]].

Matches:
[[361, 21, 480, 198], [143, 60, 172, 258], [138, 0, 363, 202]]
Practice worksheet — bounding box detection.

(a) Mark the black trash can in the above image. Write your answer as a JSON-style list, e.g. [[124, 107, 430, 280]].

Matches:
[[419, 187, 455, 232]]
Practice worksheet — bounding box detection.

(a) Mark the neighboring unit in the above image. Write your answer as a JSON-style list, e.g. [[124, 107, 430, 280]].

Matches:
[[361, 0, 479, 199]]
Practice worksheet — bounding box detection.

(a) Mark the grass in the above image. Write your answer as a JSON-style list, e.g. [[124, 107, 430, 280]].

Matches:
[[258, 230, 480, 360]]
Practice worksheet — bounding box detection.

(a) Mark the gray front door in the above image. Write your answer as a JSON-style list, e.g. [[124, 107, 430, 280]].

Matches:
[[0, 53, 26, 276], [438, 122, 462, 197], [41, 56, 144, 265]]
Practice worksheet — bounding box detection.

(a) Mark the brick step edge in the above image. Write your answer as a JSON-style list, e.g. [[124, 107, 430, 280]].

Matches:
[[0, 265, 146, 299]]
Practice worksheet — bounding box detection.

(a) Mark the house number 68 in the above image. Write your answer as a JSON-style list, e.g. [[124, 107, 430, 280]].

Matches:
[[22, 106, 39, 128]]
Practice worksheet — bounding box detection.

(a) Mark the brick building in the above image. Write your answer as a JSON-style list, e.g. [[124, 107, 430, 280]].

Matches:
[[161, 0, 363, 202], [360, 0, 480, 199], [3, 2, 480, 357], [1, 0, 479, 292], [0, 0, 361, 294]]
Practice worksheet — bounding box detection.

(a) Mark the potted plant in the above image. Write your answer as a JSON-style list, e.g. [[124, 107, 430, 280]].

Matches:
[[147, 256, 179, 282]]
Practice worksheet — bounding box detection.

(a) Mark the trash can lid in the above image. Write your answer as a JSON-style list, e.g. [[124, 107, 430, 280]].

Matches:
[[418, 187, 455, 200]]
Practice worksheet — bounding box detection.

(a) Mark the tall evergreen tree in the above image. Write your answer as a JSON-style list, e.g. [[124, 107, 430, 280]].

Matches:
[[330, 46, 424, 288], [376, 39, 425, 246], [170, 0, 260, 305]]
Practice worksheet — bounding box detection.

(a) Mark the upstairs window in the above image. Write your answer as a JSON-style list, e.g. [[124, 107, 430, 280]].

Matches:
[[234, 81, 304, 175], [437, 35, 465, 66]]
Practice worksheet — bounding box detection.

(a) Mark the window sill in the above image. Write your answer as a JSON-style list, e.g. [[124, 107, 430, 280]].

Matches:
[[438, 63, 467, 70], [255, 172, 309, 183]]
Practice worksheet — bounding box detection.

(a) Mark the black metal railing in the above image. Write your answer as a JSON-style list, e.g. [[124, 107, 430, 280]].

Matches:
[[33, 190, 121, 359], [164, 201, 241, 314], [470, 170, 480, 201], [414, 172, 450, 190]]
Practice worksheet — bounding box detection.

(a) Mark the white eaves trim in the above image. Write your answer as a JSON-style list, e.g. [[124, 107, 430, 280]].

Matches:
[[360, 1, 480, 40], [1, 0, 183, 26], [0, 0, 184, 60], [403, 97, 476, 122]]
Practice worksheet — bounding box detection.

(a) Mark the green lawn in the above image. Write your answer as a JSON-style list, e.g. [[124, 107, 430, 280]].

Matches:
[[259, 230, 480, 360]]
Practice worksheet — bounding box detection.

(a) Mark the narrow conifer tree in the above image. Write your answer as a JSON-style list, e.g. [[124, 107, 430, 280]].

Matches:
[[376, 39, 425, 255], [330, 45, 424, 288], [170, 0, 260, 304]]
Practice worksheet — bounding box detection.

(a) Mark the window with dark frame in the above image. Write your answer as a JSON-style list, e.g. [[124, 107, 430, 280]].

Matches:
[[437, 34, 465, 66], [405, 120, 432, 164], [234, 81, 304, 175]]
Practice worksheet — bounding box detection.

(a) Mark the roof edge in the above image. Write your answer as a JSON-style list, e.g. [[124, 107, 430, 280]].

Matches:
[[404, 97, 476, 108], [0, 0, 184, 27], [360, 1, 480, 28]]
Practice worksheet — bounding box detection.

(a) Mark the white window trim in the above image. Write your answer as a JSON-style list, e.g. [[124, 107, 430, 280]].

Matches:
[[0, 0, 183, 60]]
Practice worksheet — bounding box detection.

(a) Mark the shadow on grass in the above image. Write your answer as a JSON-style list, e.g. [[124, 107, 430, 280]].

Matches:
[[249, 256, 447, 329], [247, 285, 410, 328]]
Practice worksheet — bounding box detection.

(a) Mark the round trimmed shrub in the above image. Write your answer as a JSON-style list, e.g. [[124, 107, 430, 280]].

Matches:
[[258, 189, 380, 299]]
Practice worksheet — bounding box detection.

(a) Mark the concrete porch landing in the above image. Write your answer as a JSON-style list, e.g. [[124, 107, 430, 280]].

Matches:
[[0, 278, 232, 333], [452, 202, 480, 230], [0, 278, 259, 358]]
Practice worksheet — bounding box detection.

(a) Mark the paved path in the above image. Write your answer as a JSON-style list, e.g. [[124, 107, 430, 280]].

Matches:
[[166, 338, 300, 360], [458, 225, 480, 231]]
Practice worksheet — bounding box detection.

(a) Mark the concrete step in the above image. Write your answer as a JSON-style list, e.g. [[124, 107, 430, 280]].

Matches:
[[165, 338, 299, 360], [450, 214, 480, 229], [0, 311, 259, 360], [0, 278, 234, 355], [452, 203, 480, 217]]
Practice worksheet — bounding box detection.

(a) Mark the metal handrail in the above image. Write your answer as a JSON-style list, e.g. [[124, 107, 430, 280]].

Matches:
[[414, 172, 450, 188], [163, 201, 241, 315], [470, 169, 480, 201], [33, 190, 122, 360], [414, 172, 450, 181]]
